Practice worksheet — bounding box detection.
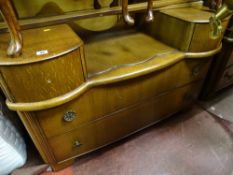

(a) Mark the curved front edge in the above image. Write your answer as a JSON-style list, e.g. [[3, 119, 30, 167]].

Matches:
[[6, 44, 222, 112], [185, 43, 222, 58]]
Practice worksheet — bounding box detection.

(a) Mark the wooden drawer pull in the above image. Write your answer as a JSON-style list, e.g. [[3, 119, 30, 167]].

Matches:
[[63, 111, 77, 122]]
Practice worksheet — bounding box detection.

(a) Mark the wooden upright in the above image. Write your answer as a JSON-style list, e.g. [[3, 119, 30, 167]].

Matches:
[[0, 0, 22, 57]]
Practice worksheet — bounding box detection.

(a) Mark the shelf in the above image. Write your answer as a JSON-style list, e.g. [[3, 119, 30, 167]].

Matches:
[[85, 30, 179, 77]]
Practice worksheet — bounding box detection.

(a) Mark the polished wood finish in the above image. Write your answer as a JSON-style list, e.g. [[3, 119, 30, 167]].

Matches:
[[1, 50, 85, 102], [140, 7, 227, 52], [0, 0, 201, 31], [6, 31, 221, 112], [36, 58, 211, 138], [85, 31, 180, 76], [0, 2, 228, 172], [0, 25, 85, 104], [0, 24, 83, 64], [48, 83, 202, 163], [0, 0, 22, 57]]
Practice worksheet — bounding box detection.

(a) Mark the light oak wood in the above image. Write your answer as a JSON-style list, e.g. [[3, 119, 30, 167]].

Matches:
[[0, 24, 83, 64], [5, 29, 221, 112], [0, 0, 22, 57], [0, 3, 229, 172], [0, 25, 85, 104], [140, 7, 228, 52], [36, 58, 211, 138], [48, 82, 202, 163]]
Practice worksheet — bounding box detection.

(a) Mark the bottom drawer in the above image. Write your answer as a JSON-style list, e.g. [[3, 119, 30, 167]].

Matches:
[[48, 82, 201, 162]]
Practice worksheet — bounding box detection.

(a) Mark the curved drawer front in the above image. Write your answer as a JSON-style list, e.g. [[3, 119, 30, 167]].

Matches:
[[0, 25, 86, 103], [143, 7, 228, 52], [48, 82, 201, 162], [36, 58, 210, 138], [0, 49, 85, 102]]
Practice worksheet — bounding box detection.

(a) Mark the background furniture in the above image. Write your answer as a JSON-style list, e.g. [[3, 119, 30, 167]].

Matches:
[[201, 17, 233, 99]]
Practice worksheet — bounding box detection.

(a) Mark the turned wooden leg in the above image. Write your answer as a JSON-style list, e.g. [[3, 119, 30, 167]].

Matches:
[[122, 0, 134, 25], [145, 0, 154, 22], [0, 0, 22, 57]]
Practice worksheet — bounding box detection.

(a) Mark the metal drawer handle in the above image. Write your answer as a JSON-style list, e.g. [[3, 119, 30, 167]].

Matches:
[[192, 64, 202, 76], [74, 140, 82, 148], [63, 111, 77, 122]]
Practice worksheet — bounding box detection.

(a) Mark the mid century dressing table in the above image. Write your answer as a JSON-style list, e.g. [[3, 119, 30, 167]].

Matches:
[[0, 0, 231, 171]]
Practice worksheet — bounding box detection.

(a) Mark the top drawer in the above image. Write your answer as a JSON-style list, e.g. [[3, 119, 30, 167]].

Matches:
[[0, 50, 85, 102], [35, 58, 211, 138], [0, 25, 86, 103]]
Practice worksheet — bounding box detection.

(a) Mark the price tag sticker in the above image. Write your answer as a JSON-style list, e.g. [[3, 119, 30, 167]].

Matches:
[[36, 50, 48, 56]]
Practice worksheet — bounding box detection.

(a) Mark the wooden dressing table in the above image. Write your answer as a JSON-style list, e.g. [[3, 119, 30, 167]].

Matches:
[[0, 0, 230, 171]]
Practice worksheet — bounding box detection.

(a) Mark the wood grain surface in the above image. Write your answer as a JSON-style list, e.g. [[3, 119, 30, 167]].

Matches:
[[140, 7, 227, 52], [48, 82, 202, 163], [0, 3, 227, 171], [36, 58, 211, 138]]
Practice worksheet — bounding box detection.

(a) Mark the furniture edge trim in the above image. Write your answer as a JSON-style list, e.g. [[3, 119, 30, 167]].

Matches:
[[5, 45, 221, 112], [185, 43, 222, 58], [0, 43, 83, 66]]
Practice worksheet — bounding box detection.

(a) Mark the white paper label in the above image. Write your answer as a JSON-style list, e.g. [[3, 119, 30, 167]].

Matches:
[[36, 50, 48, 56]]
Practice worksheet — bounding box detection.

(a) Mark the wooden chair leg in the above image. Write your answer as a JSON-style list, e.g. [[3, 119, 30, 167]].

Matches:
[[0, 0, 22, 57]]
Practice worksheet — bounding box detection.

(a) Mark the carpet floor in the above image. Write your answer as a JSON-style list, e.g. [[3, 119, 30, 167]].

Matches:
[[12, 104, 233, 175]]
